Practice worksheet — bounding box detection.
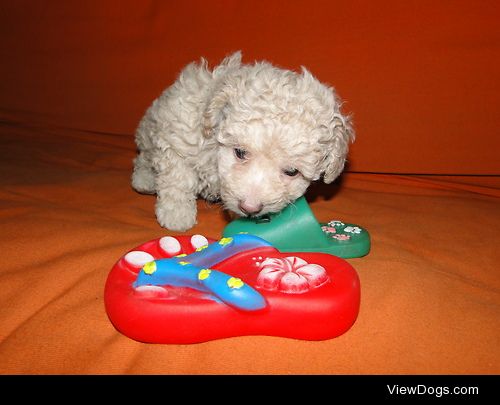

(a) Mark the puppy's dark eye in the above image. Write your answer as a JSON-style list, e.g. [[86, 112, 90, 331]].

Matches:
[[234, 148, 247, 160], [283, 168, 300, 177]]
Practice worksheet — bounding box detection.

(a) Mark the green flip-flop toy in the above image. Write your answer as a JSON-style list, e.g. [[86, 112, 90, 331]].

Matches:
[[223, 196, 370, 259]]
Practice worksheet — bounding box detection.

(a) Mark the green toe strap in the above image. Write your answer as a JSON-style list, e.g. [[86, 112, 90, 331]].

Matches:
[[223, 197, 370, 259]]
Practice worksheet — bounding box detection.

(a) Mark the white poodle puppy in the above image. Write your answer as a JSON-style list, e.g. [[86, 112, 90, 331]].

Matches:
[[132, 51, 354, 231]]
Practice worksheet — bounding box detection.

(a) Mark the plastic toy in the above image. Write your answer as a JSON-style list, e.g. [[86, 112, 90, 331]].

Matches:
[[223, 196, 370, 258], [104, 233, 360, 344], [133, 235, 270, 312]]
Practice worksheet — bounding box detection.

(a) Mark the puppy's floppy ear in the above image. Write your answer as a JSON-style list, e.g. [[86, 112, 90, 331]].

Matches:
[[203, 51, 242, 138], [299, 67, 355, 183], [203, 87, 232, 138], [320, 111, 355, 183]]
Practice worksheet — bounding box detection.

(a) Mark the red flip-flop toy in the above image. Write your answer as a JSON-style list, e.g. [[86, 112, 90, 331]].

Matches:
[[104, 234, 360, 344]]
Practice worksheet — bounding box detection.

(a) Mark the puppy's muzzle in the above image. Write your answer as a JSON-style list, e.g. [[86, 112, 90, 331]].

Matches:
[[238, 201, 263, 216]]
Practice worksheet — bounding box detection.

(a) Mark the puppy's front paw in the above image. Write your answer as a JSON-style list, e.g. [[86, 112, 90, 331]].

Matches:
[[155, 199, 197, 232]]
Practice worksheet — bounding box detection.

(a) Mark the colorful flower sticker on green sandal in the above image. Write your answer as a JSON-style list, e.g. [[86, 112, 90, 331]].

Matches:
[[223, 196, 370, 258]]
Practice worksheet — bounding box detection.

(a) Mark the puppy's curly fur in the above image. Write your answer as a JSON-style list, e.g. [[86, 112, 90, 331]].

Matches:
[[132, 52, 354, 231]]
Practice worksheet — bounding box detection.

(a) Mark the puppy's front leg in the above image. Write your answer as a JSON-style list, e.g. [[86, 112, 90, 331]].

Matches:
[[154, 152, 198, 232]]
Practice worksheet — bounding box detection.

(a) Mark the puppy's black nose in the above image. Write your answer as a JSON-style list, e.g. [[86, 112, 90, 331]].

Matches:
[[238, 201, 263, 216]]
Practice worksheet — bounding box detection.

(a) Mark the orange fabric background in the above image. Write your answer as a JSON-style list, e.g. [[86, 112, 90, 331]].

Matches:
[[0, 1, 499, 375], [1, 0, 499, 174]]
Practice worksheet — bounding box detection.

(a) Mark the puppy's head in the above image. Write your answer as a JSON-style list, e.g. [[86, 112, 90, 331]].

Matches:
[[204, 53, 354, 217]]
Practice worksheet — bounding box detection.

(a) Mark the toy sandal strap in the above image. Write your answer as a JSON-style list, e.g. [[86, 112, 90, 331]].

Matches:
[[133, 234, 271, 311]]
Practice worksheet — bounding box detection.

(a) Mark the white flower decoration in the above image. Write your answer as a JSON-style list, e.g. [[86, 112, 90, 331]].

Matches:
[[344, 226, 362, 234], [328, 220, 345, 227], [256, 256, 329, 294]]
